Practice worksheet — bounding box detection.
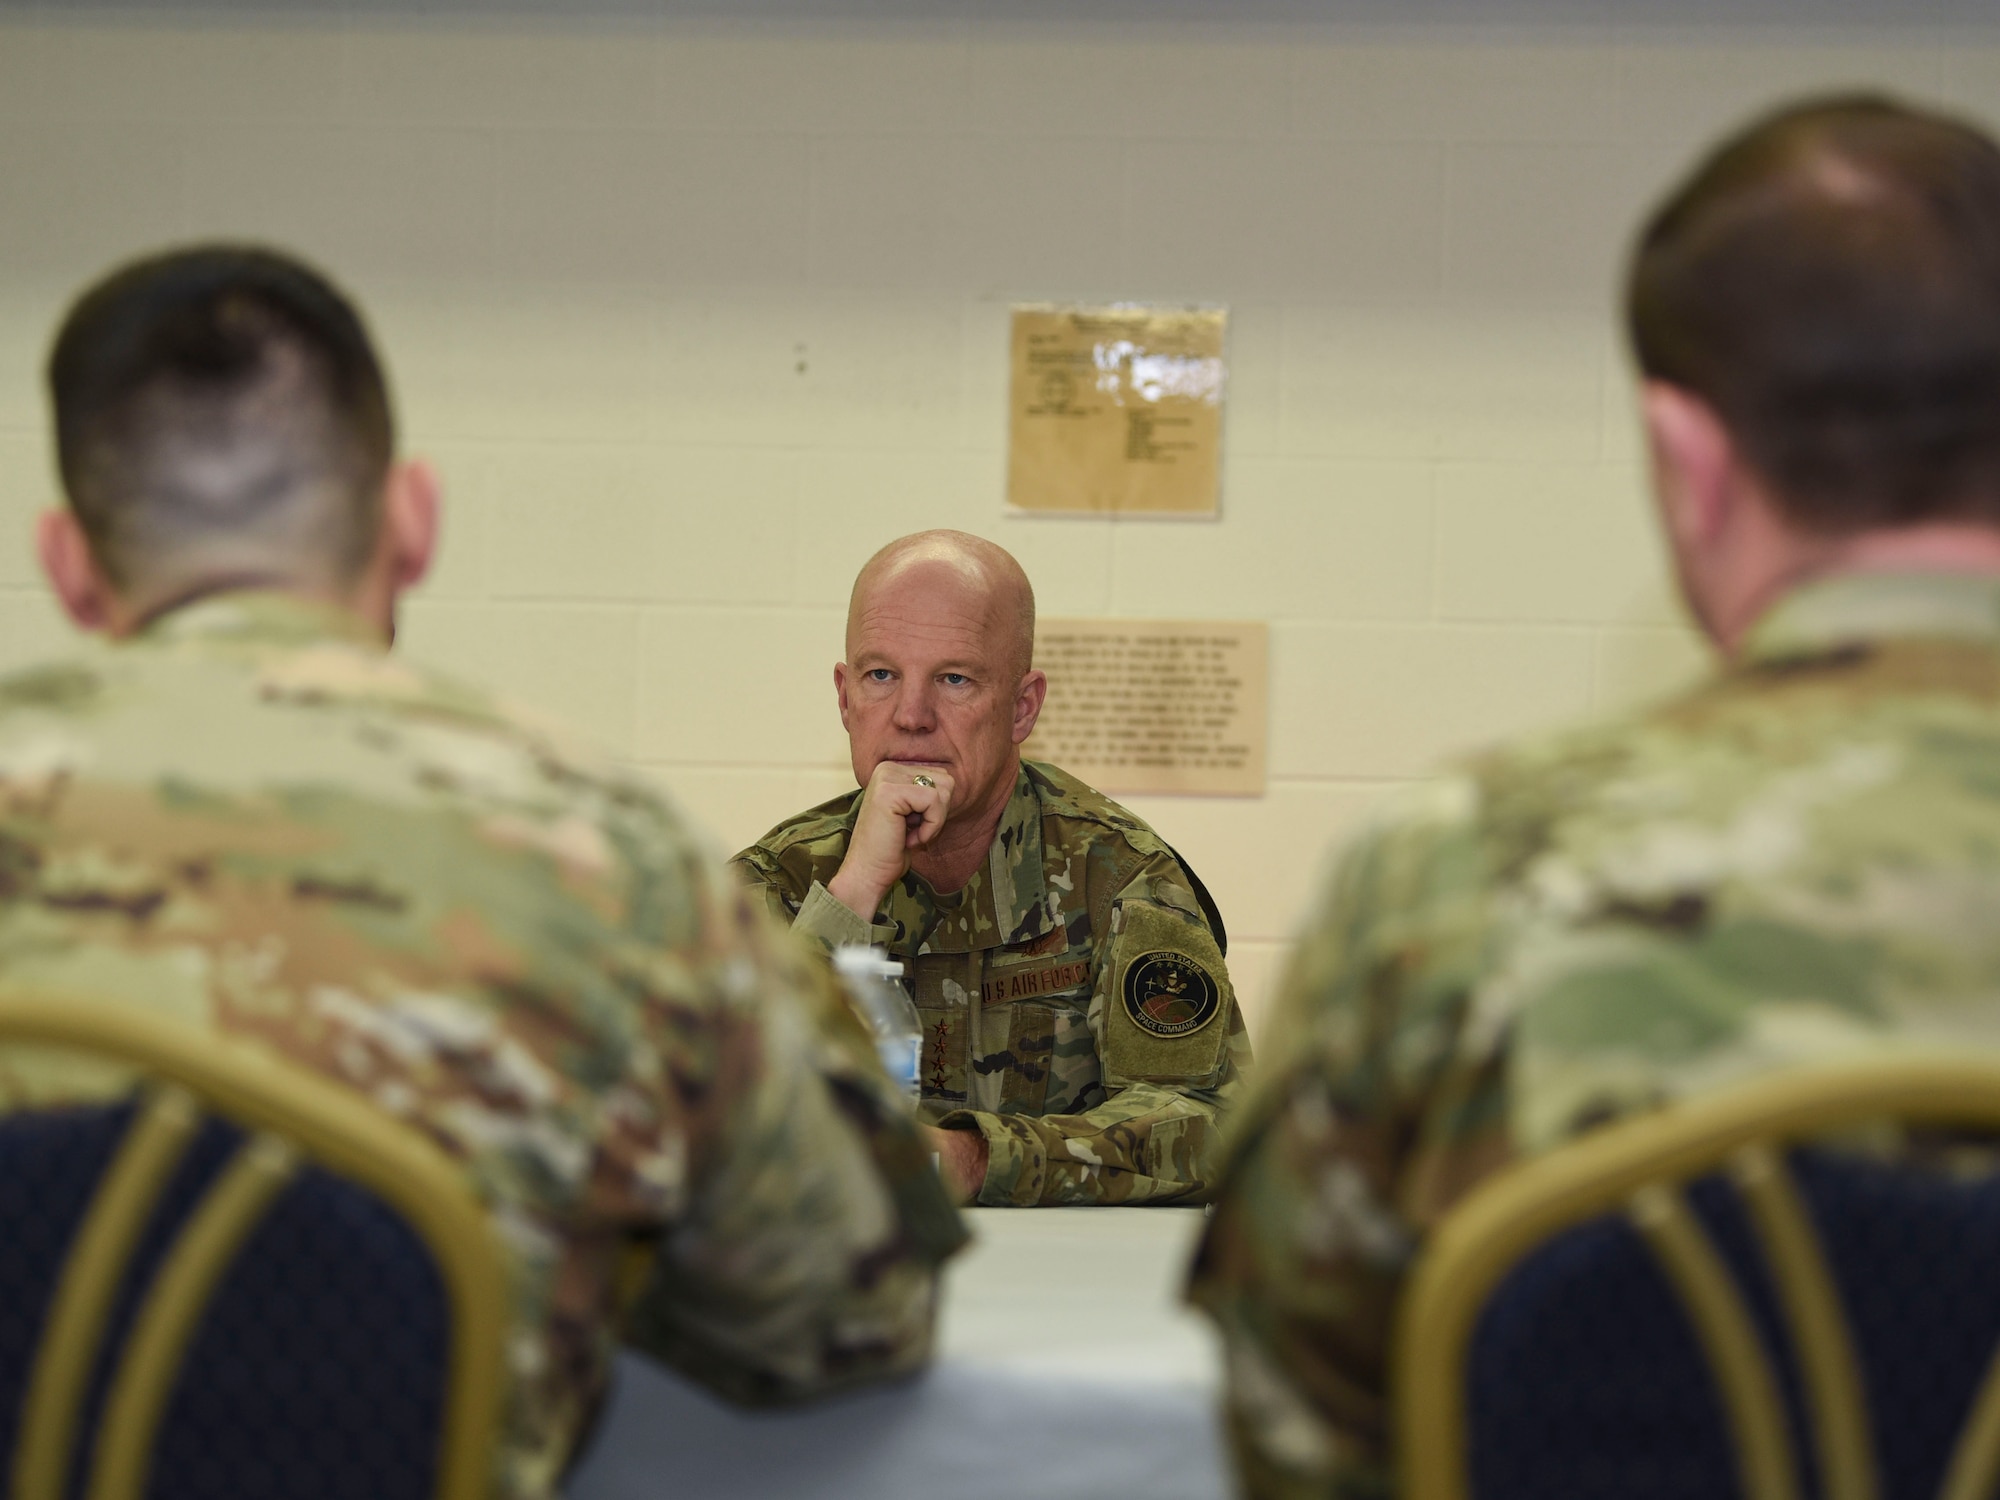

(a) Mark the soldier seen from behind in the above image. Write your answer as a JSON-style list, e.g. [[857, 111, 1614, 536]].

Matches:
[[1189, 95, 2000, 1498], [9, 244, 963, 1498]]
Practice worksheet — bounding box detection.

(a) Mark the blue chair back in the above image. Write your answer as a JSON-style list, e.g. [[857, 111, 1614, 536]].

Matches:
[[1396, 1058, 2000, 1500], [1466, 1149, 2000, 1500], [0, 1001, 507, 1500]]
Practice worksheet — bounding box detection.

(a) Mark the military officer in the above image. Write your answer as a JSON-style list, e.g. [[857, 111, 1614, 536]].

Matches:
[[734, 530, 1252, 1206], [8, 245, 963, 1499], [1189, 94, 2000, 1498]]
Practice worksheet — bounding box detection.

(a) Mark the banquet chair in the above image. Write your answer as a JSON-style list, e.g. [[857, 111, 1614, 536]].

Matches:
[[1395, 1056, 2000, 1500], [0, 996, 507, 1500]]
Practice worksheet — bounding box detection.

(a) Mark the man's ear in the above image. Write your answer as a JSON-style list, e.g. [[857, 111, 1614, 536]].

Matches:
[[380, 458, 440, 594], [833, 661, 853, 734], [1010, 668, 1048, 746], [36, 510, 118, 635], [1641, 381, 1739, 553]]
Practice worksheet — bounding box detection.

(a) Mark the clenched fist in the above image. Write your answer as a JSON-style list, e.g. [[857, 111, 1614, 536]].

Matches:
[[825, 760, 955, 921]]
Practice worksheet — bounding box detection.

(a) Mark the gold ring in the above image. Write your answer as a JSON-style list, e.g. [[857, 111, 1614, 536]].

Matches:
[[911, 774, 936, 788]]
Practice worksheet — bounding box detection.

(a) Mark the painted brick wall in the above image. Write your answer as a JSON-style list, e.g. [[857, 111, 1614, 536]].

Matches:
[[1, 14, 1994, 1031]]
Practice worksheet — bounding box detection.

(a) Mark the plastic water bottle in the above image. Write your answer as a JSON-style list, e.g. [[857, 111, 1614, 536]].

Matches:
[[831, 945, 922, 1110]]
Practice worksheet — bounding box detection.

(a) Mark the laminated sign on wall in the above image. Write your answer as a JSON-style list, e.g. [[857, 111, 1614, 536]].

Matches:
[[1008, 305, 1226, 516], [1024, 620, 1266, 797]]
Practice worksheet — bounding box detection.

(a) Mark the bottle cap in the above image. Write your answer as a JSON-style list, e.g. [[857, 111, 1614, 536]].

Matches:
[[831, 944, 905, 983]]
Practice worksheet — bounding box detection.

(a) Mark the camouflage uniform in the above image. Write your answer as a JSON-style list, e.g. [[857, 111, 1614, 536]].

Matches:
[[733, 760, 1252, 1206], [0, 591, 965, 1500], [1188, 570, 2000, 1499]]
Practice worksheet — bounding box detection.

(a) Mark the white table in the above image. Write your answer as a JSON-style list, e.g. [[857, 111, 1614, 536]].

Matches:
[[567, 1207, 1231, 1500]]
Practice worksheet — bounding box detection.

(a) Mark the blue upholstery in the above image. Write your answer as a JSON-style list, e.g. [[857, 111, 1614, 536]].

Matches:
[[1794, 1149, 2000, 1500], [1463, 1147, 2000, 1500], [0, 1101, 452, 1499], [0, 1101, 134, 1480], [1465, 1203, 1744, 1500]]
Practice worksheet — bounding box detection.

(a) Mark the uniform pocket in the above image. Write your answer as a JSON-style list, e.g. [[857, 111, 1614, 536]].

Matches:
[[1044, 999, 1102, 1115], [995, 1002, 1056, 1115]]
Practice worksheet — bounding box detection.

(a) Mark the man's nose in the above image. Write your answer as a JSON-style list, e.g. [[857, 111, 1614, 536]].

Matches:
[[891, 679, 936, 731]]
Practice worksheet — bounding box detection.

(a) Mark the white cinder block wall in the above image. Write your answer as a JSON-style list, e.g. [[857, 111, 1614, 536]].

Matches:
[[1, 12, 1995, 1035]]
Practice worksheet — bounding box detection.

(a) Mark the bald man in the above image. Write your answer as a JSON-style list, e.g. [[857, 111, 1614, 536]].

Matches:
[[733, 531, 1253, 1207]]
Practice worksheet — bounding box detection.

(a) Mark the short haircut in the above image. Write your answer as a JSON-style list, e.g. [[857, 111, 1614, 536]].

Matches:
[[47, 244, 395, 593], [1626, 94, 2000, 532]]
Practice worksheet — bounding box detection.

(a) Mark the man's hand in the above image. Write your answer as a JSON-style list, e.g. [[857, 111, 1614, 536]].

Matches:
[[826, 761, 954, 921], [924, 1124, 989, 1205]]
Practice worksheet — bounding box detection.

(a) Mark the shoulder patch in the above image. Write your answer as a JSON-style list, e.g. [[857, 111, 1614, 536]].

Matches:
[[1122, 950, 1222, 1039], [1106, 898, 1233, 1082]]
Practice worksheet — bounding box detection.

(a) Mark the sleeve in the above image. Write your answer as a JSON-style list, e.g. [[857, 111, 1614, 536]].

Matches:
[[937, 851, 1255, 1207], [731, 846, 897, 954], [619, 854, 968, 1405], [1182, 782, 1513, 1498]]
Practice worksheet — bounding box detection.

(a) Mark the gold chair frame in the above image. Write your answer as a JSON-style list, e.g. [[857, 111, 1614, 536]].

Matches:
[[1396, 1056, 2000, 1500], [0, 997, 508, 1500]]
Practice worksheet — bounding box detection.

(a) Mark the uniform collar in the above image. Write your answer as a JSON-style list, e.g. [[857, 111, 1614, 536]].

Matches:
[[880, 765, 1055, 956], [134, 589, 387, 654], [1739, 570, 2000, 664]]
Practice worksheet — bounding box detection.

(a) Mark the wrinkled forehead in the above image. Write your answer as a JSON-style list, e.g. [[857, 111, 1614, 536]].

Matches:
[[846, 555, 1014, 667]]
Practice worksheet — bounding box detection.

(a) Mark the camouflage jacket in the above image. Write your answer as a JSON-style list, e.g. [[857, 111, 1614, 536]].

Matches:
[[0, 592, 965, 1500], [733, 760, 1252, 1206], [1188, 570, 2000, 1500]]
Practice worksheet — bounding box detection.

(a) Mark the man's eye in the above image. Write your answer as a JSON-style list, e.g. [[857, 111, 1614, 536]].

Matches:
[[941, 673, 970, 687], [866, 669, 894, 683]]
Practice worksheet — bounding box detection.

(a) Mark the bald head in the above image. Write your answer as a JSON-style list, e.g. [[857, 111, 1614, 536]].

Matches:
[[847, 530, 1036, 682]]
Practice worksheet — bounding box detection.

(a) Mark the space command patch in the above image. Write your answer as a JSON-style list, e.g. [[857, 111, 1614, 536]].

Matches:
[[1121, 951, 1222, 1039]]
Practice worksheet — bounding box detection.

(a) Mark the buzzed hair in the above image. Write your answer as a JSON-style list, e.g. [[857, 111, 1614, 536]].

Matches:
[[47, 244, 394, 595], [1626, 93, 2000, 532], [848, 530, 1037, 681]]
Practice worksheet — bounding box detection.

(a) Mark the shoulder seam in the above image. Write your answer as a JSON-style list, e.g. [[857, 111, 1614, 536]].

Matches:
[[748, 789, 863, 858], [1024, 760, 1163, 844]]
